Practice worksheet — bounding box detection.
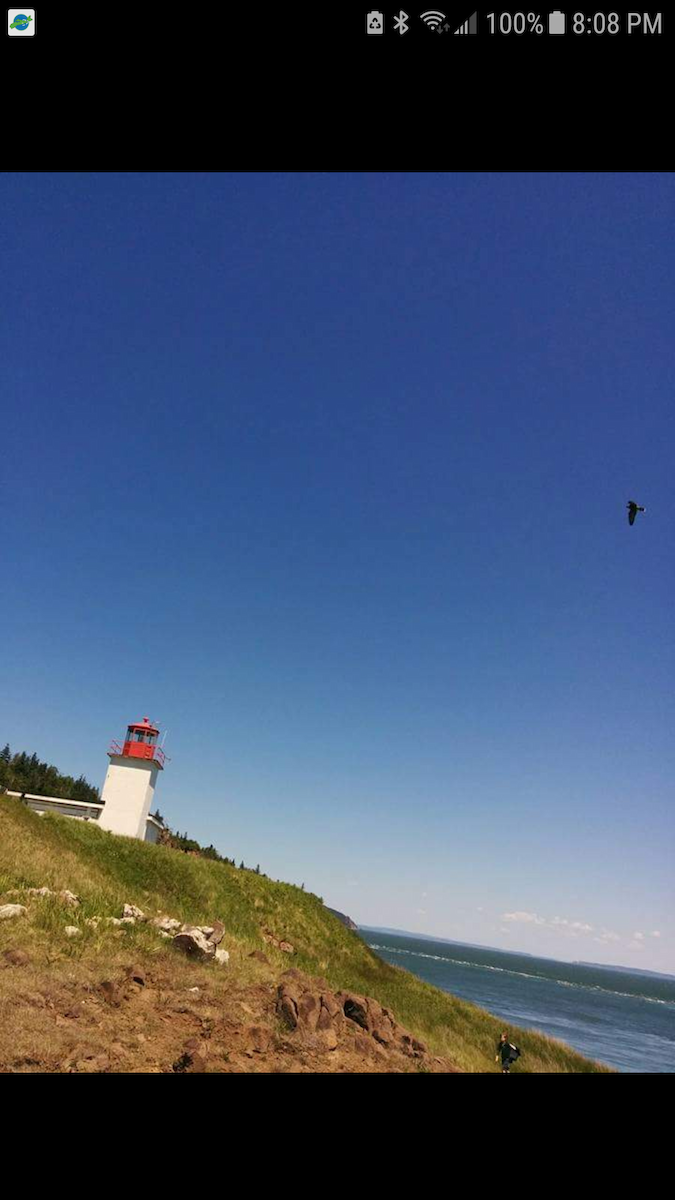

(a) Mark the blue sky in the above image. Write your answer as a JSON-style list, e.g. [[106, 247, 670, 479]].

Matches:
[[2, 173, 673, 972]]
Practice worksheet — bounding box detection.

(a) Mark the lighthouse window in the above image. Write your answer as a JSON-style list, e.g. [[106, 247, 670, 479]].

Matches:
[[135, 731, 146, 742]]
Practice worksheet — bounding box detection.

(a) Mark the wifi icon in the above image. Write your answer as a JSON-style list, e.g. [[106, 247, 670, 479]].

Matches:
[[420, 10, 447, 28]]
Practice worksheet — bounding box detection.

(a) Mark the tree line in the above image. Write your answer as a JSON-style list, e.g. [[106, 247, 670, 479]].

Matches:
[[0, 744, 100, 805], [158, 823, 266, 875]]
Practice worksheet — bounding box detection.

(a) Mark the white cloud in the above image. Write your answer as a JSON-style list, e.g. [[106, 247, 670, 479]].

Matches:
[[651, 931, 661, 938], [628, 940, 645, 952], [633, 932, 645, 940], [502, 911, 594, 936], [502, 911, 546, 925], [596, 929, 621, 943], [416, 909, 427, 917], [476, 906, 484, 913]]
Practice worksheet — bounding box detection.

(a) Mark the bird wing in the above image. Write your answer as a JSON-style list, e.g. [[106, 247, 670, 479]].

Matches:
[[628, 507, 636, 525]]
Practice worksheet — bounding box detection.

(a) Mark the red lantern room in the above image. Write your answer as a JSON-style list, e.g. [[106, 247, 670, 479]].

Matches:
[[108, 717, 166, 769]]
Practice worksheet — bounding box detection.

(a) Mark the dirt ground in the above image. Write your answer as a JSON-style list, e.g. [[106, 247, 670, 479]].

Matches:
[[0, 947, 459, 1073]]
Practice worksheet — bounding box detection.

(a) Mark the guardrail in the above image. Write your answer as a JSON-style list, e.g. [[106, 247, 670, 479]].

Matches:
[[108, 741, 167, 768]]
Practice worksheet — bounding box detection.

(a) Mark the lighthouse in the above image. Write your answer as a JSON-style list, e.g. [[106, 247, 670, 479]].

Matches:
[[99, 718, 167, 840]]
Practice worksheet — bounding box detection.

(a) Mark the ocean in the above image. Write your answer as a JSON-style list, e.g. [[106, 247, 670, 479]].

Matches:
[[361, 928, 675, 1073]]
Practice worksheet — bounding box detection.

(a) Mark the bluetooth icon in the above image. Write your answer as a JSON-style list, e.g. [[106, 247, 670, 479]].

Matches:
[[393, 10, 409, 34]]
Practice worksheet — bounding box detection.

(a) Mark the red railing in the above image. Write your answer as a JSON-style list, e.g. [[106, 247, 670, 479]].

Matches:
[[108, 741, 167, 768]]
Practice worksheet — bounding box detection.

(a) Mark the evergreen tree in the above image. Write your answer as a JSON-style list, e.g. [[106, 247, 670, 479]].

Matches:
[[0, 744, 10, 763]]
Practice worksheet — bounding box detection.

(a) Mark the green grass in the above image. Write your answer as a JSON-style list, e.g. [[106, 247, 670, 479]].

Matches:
[[0, 797, 612, 1072]]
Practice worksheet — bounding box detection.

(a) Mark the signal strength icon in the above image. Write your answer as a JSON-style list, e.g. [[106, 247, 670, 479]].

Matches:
[[420, 11, 447, 29], [454, 11, 478, 34]]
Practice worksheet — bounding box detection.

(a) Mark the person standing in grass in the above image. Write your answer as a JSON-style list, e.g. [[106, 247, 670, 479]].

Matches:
[[495, 1030, 520, 1073]]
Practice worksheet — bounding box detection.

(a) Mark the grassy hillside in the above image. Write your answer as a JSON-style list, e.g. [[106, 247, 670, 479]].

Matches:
[[0, 798, 611, 1072]]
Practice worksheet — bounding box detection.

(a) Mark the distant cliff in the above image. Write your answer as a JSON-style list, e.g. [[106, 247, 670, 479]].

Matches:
[[326, 906, 358, 931]]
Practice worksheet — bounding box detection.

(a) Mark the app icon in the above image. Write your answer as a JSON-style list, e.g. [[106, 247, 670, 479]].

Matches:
[[8, 8, 36, 35]]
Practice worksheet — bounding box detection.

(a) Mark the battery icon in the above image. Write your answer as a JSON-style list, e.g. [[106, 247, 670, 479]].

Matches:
[[548, 11, 566, 33]]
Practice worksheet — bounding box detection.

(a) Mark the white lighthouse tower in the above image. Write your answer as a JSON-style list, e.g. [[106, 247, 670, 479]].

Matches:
[[99, 717, 167, 840]]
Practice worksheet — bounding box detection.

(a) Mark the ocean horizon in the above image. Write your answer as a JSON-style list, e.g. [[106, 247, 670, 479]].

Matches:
[[363, 926, 675, 980], [359, 927, 675, 1073]]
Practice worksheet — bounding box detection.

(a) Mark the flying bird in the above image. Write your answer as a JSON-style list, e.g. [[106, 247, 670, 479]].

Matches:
[[627, 500, 646, 526]]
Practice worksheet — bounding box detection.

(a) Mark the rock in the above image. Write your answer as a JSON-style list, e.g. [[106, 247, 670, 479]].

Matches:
[[214, 948, 229, 965], [195, 925, 215, 938], [337, 992, 370, 1031], [99, 980, 122, 1006], [122, 904, 146, 921], [64, 926, 81, 937], [59, 890, 81, 908], [325, 906, 359, 930], [27, 886, 53, 897], [173, 1038, 208, 1073], [297, 992, 320, 1032], [172, 929, 216, 961], [248, 950, 269, 964], [245, 1025, 273, 1054], [1, 948, 31, 967], [208, 920, 225, 946], [276, 974, 344, 1053], [85, 917, 101, 929], [158, 929, 171, 939], [0, 904, 27, 921], [119, 917, 136, 925], [353, 1031, 378, 1059], [151, 915, 181, 933], [124, 965, 146, 986], [319, 991, 341, 1020], [278, 941, 295, 954], [105, 917, 123, 926], [187, 987, 200, 994]]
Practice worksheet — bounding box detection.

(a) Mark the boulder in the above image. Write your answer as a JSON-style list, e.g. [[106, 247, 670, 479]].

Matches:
[[0, 904, 28, 920], [27, 886, 53, 897], [119, 917, 136, 926], [105, 917, 123, 926], [214, 948, 229, 965], [85, 917, 101, 929], [59, 890, 81, 908], [64, 926, 81, 937], [276, 974, 343, 1051], [172, 929, 216, 961]]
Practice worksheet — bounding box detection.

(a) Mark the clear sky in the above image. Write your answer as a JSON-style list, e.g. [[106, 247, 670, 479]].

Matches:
[[2, 173, 673, 973]]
